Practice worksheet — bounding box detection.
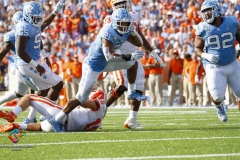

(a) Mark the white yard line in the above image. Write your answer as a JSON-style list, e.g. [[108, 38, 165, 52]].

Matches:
[[1, 136, 238, 145], [62, 153, 240, 160]]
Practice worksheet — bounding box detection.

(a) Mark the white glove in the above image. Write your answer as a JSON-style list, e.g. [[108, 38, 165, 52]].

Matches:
[[201, 52, 219, 63], [52, 0, 65, 15], [131, 50, 144, 61], [150, 50, 165, 68], [195, 75, 200, 83]]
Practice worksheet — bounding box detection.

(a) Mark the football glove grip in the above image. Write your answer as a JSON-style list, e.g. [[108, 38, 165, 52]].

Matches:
[[122, 51, 144, 61], [52, 0, 65, 15], [201, 52, 219, 63]]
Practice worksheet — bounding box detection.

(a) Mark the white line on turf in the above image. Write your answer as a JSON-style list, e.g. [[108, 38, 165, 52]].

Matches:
[[8, 136, 240, 145], [62, 153, 240, 159]]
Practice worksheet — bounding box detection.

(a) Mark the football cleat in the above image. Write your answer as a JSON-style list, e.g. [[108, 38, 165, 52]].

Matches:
[[48, 117, 64, 132], [0, 111, 17, 123], [128, 90, 148, 101], [216, 102, 227, 122], [0, 123, 20, 132], [124, 118, 143, 129], [23, 117, 37, 124]]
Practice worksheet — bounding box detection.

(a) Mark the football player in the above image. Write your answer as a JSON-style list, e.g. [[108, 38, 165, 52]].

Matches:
[[48, 8, 144, 132], [195, 0, 240, 122], [0, 89, 107, 132], [104, 0, 165, 129], [0, 1, 65, 124], [14, 1, 64, 122]]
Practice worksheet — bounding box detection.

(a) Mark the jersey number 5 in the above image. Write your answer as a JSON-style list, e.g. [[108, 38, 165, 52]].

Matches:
[[34, 33, 41, 49]]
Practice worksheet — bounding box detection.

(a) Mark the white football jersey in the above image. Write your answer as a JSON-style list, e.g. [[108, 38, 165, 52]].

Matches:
[[66, 99, 107, 131]]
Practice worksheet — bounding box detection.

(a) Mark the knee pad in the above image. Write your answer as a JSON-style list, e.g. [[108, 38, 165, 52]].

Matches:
[[111, 85, 127, 99]]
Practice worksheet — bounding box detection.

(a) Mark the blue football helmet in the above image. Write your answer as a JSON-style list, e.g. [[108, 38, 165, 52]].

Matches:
[[111, 8, 132, 34], [23, 1, 44, 27], [200, 0, 222, 23], [12, 11, 23, 26]]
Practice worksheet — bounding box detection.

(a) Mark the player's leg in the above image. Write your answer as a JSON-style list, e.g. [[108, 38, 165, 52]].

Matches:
[[48, 63, 102, 132], [104, 61, 147, 102], [227, 60, 240, 110], [0, 95, 32, 123], [106, 70, 128, 107], [17, 63, 63, 101], [0, 94, 64, 132], [124, 60, 145, 129], [0, 68, 37, 105], [205, 64, 227, 122], [168, 74, 178, 106], [148, 74, 156, 106]]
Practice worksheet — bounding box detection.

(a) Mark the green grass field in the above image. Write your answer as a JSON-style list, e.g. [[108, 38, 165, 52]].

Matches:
[[1, 106, 240, 160]]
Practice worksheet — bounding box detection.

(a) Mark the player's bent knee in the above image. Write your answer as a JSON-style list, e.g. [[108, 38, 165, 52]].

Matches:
[[111, 85, 127, 99], [15, 92, 24, 98], [53, 81, 64, 90], [213, 96, 225, 103]]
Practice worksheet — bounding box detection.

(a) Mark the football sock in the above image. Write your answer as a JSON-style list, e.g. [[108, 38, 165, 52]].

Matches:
[[55, 110, 66, 122], [12, 106, 22, 116], [129, 110, 138, 119], [0, 92, 17, 105], [128, 83, 135, 94], [19, 124, 27, 130], [27, 107, 37, 120]]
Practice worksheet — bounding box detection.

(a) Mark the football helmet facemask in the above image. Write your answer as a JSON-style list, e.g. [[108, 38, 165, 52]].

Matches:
[[200, 0, 223, 23], [109, 0, 130, 10], [111, 8, 132, 34], [23, 1, 44, 27]]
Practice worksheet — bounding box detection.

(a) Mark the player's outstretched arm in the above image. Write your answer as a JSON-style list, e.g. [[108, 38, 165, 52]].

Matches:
[[127, 29, 143, 47], [0, 42, 12, 61], [41, 0, 65, 31], [26, 123, 42, 131], [137, 24, 164, 67]]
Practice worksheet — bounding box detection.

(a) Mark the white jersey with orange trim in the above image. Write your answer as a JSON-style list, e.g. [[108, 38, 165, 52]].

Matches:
[[67, 99, 106, 131], [29, 94, 107, 132]]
